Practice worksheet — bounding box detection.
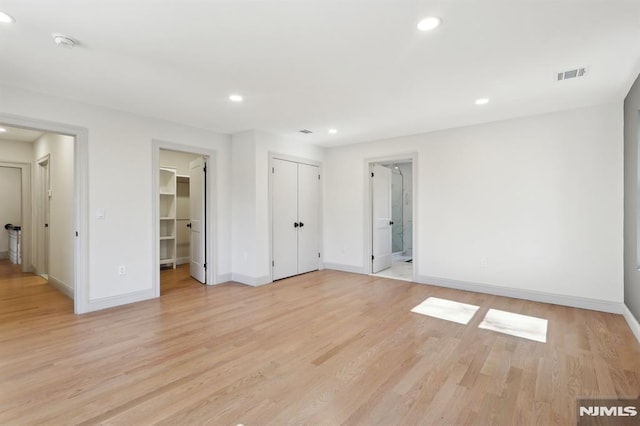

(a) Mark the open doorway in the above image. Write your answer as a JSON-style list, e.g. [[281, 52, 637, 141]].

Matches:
[[0, 123, 79, 304], [154, 144, 215, 296], [368, 157, 416, 282]]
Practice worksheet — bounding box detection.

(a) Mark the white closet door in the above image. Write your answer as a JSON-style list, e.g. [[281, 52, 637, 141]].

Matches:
[[297, 163, 319, 274], [189, 157, 206, 283], [372, 164, 392, 273], [272, 159, 299, 280]]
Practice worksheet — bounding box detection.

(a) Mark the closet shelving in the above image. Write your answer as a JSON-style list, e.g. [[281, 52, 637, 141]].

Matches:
[[159, 167, 177, 269]]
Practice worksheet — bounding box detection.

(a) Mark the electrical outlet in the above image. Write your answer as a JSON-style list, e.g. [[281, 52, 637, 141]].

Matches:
[[118, 265, 126, 275]]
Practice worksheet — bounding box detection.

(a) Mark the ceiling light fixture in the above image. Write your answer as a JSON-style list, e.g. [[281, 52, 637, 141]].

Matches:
[[0, 127, 6, 133], [52, 33, 77, 48], [328, 129, 338, 134], [475, 98, 490, 105], [417, 17, 441, 32], [229, 94, 243, 102], [0, 11, 15, 23]]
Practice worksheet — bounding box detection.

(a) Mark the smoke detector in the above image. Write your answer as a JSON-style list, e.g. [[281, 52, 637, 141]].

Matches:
[[556, 67, 587, 81], [52, 33, 78, 48]]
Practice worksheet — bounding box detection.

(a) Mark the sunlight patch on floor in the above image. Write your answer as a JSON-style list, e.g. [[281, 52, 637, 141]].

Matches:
[[411, 297, 480, 325], [479, 308, 548, 343]]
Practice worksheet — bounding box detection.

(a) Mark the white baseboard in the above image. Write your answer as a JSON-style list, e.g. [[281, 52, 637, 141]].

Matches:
[[48, 275, 73, 299], [622, 304, 640, 344], [324, 262, 367, 274], [86, 289, 156, 313], [231, 273, 272, 287], [415, 275, 624, 314], [216, 273, 232, 284]]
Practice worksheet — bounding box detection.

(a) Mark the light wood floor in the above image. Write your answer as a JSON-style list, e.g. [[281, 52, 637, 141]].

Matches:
[[1, 260, 639, 425]]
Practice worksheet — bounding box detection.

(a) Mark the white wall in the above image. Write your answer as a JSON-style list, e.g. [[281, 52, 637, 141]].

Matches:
[[33, 133, 75, 293], [0, 84, 231, 311], [231, 131, 258, 282], [0, 139, 34, 163], [0, 167, 21, 256], [231, 130, 324, 284], [324, 103, 623, 304]]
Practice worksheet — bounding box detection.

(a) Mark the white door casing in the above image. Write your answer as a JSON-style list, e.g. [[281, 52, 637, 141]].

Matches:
[[372, 164, 392, 273], [37, 156, 51, 278], [189, 157, 206, 283]]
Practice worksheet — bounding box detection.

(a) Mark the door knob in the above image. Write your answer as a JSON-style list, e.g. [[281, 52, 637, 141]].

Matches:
[[299, 222, 304, 227], [187, 223, 192, 228], [389, 221, 394, 225], [294, 222, 299, 228]]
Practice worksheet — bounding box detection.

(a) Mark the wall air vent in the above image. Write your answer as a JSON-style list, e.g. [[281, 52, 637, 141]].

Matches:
[[557, 67, 587, 81], [299, 129, 312, 134]]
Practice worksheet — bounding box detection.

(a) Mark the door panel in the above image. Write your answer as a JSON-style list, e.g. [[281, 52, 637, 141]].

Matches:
[[189, 157, 206, 283], [372, 164, 392, 273], [297, 163, 319, 274], [272, 159, 299, 280]]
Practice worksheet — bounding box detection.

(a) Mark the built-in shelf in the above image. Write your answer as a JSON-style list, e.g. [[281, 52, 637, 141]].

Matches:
[[159, 167, 177, 269]]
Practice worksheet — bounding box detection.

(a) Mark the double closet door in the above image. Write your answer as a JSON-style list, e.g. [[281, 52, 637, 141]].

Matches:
[[272, 158, 320, 280]]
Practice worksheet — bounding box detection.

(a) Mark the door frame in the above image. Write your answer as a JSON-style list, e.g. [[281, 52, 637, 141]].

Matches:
[[364, 153, 418, 278], [152, 140, 217, 296], [0, 162, 31, 273], [36, 154, 51, 278], [268, 152, 323, 283], [0, 113, 90, 314]]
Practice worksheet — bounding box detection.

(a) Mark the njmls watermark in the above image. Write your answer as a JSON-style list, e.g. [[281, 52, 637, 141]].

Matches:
[[577, 397, 640, 425]]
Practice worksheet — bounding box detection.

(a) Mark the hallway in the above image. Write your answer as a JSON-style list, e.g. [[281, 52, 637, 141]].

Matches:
[[0, 259, 72, 317]]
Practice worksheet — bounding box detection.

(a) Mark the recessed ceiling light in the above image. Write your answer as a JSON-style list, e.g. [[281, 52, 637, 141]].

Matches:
[[229, 94, 243, 102], [0, 11, 15, 24], [417, 17, 441, 32], [0, 127, 6, 133], [475, 98, 490, 105], [328, 129, 338, 134]]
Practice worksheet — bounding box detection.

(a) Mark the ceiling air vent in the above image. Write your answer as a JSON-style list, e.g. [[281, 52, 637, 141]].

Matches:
[[557, 67, 587, 81], [299, 129, 312, 134]]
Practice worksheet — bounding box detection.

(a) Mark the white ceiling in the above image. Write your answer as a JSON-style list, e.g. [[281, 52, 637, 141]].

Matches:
[[0, 125, 43, 143], [0, 0, 639, 147]]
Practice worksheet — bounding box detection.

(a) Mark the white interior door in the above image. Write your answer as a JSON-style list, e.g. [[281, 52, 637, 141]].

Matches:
[[272, 159, 299, 280], [297, 163, 319, 274], [372, 164, 392, 273], [189, 157, 206, 283]]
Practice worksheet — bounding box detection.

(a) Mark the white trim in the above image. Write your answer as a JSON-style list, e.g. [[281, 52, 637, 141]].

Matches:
[[152, 140, 218, 297], [364, 153, 418, 280], [622, 304, 640, 344], [416, 274, 624, 314], [231, 273, 271, 287], [35, 154, 50, 278], [87, 290, 155, 312], [268, 152, 323, 283], [324, 262, 367, 274], [48, 275, 73, 299], [176, 256, 190, 266], [0, 113, 89, 314], [216, 273, 232, 283]]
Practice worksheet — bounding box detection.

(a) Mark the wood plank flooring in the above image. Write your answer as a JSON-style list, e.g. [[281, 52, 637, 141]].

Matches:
[[0, 259, 639, 425]]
